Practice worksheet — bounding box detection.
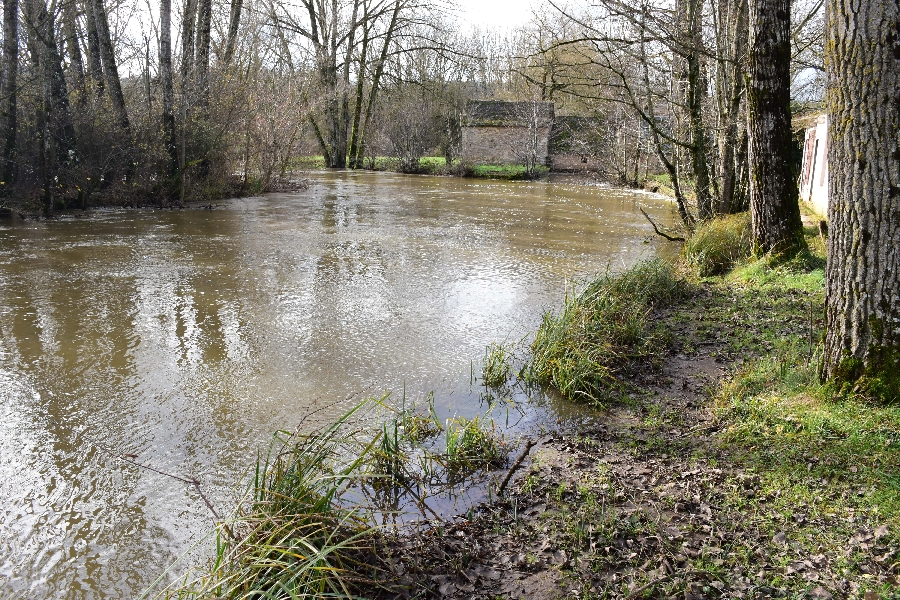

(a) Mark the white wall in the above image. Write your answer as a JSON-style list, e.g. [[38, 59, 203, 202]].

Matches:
[[799, 115, 829, 219]]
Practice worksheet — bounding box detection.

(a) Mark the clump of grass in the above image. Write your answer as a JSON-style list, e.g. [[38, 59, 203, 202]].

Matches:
[[482, 342, 512, 388], [163, 402, 380, 599], [524, 258, 687, 403], [683, 212, 752, 276], [443, 414, 505, 475]]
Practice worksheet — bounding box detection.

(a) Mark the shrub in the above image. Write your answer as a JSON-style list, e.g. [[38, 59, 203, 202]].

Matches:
[[683, 212, 752, 276]]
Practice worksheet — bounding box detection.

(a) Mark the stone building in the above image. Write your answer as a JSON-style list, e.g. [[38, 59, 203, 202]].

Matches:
[[799, 114, 829, 218], [460, 100, 555, 165]]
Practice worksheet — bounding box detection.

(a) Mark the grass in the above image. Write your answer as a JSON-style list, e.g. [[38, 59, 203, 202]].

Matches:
[[151, 394, 509, 599], [443, 414, 506, 476], [159, 402, 379, 599], [481, 342, 512, 388], [524, 258, 687, 403], [683, 212, 752, 276]]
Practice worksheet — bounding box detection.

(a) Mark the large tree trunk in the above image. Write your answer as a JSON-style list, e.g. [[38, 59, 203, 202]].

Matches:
[[1, 0, 18, 187], [685, 0, 714, 221], [160, 0, 177, 182], [90, 0, 131, 135], [747, 0, 804, 255], [821, 0, 900, 398]]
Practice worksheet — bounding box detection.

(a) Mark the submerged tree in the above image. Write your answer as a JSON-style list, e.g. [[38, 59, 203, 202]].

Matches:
[[747, 0, 804, 255], [821, 0, 900, 399]]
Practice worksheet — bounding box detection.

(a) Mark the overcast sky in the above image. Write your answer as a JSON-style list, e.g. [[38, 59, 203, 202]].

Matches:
[[453, 0, 540, 30]]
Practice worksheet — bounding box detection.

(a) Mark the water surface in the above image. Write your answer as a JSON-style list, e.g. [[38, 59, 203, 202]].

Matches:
[[0, 171, 676, 598]]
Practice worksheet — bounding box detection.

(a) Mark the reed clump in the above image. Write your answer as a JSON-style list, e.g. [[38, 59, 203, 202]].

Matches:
[[164, 403, 380, 599], [481, 342, 512, 388], [683, 212, 752, 276], [524, 258, 687, 403]]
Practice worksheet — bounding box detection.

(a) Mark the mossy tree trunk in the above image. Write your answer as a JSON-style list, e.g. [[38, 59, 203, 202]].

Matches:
[[822, 0, 900, 399], [747, 0, 804, 255]]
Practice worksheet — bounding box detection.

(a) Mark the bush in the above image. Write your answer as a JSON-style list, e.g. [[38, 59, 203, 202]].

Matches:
[[683, 212, 752, 276]]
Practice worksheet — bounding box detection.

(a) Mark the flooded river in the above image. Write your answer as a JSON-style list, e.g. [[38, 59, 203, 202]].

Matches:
[[0, 171, 675, 598]]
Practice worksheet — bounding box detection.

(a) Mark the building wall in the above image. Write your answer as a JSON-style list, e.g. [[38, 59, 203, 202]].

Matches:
[[548, 153, 605, 172], [460, 125, 551, 165], [799, 115, 829, 218]]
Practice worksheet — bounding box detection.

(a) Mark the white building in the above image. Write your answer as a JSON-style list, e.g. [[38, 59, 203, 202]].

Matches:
[[799, 114, 829, 218]]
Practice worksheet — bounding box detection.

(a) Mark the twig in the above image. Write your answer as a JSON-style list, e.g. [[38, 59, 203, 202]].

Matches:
[[640, 207, 686, 242], [497, 439, 537, 496], [43, 412, 237, 540]]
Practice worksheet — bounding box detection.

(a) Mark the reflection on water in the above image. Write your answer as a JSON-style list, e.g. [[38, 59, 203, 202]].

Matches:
[[0, 171, 677, 598]]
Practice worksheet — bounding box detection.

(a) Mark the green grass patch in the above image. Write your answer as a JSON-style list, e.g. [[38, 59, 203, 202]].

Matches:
[[683, 212, 752, 276], [466, 164, 549, 180], [524, 258, 688, 403], [481, 342, 512, 388]]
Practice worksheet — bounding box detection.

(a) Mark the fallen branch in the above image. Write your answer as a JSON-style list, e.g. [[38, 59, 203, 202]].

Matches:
[[497, 439, 537, 496], [640, 207, 686, 242]]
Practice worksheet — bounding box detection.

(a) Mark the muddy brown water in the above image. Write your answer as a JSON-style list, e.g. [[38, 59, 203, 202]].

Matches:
[[0, 171, 676, 598]]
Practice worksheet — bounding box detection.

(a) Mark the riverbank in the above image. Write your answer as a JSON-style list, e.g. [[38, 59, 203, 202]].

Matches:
[[383, 223, 900, 599], [168, 217, 900, 599]]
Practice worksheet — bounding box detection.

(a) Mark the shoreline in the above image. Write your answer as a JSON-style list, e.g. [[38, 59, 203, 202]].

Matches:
[[169, 217, 900, 599]]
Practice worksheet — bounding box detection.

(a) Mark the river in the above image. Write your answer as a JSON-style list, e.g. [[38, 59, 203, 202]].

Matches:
[[0, 171, 675, 598]]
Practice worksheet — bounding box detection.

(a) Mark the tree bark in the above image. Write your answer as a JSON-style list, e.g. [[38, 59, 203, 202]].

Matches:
[[83, 0, 103, 95], [223, 0, 243, 66], [747, 0, 804, 255], [62, 0, 85, 94], [194, 0, 211, 106], [821, 0, 900, 398], [685, 0, 714, 221], [90, 0, 130, 135], [160, 0, 177, 181], [1, 0, 18, 187]]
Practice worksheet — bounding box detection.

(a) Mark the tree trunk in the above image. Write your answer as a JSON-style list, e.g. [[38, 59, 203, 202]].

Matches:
[[821, 0, 900, 399], [685, 0, 714, 221], [90, 0, 130, 135], [747, 0, 803, 255], [194, 0, 211, 106], [347, 8, 370, 169], [83, 0, 103, 95], [352, 0, 401, 168], [62, 0, 85, 94], [160, 0, 177, 182], [1, 0, 18, 187], [223, 0, 243, 66], [180, 0, 196, 92], [717, 0, 748, 214]]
